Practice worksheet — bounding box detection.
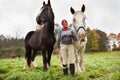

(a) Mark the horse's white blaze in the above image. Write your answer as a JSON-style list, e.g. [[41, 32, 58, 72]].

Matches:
[[39, 8, 44, 16]]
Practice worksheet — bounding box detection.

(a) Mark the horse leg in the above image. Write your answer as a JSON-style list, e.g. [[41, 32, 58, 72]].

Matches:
[[24, 47, 32, 68], [42, 50, 47, 71], [76, 55, 82, 72], [75, 52, 78, 72], [31, 50, 37, 67], [79, 48, 85, 71], [75, 49, 81, 72], [79, 55, 84, 71], [47, 48, 53, 69]]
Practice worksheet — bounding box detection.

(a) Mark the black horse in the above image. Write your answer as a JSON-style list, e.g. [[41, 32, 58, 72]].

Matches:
[[24, 0, 56, 71]]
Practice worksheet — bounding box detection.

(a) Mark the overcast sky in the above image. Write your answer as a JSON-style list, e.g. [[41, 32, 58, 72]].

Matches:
[[0, 0, 120, 38]]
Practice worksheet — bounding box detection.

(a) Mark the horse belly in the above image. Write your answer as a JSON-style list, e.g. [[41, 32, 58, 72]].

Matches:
[[28, 37, 41, 50]]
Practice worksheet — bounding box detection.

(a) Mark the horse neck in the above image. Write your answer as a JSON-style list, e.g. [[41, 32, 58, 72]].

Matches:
[[46, 21, 54, 34], [72, 26, 79, 40]]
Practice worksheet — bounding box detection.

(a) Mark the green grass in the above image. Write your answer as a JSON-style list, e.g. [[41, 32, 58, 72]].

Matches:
[[0, 51, 120, 80]]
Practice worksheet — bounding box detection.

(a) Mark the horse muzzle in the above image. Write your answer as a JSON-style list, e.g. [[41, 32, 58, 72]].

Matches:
[[79, 33, 86, 42], [81, 39, 85, 42]]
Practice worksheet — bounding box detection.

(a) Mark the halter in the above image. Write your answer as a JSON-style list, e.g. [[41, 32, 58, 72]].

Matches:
[[76, 26, 85, 32], [74, 26, 86, 42]]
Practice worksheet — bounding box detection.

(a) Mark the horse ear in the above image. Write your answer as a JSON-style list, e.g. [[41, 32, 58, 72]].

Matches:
[[43, 1, 45, 6], [81, 4, 85, 12], [48, 0, 51, 6], [70, 7, 75, 14]]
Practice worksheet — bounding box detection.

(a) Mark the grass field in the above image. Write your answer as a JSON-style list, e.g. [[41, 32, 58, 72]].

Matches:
[[0, 51, 120, 80]]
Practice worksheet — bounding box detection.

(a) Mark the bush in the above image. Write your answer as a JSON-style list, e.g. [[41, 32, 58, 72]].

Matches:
[[112, 47, 120, 51]]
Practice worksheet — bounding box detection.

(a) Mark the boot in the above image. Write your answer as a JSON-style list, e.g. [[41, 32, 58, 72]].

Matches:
[[70, 63, 75, 76], [63, 64, 68, 76]]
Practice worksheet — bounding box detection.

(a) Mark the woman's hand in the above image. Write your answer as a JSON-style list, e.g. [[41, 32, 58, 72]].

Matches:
[[56, 48, 60, 53]]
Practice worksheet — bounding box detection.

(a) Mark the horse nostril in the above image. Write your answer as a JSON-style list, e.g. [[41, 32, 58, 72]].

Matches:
[[81, 39, 85, 42], [41, 17, 45, 21]]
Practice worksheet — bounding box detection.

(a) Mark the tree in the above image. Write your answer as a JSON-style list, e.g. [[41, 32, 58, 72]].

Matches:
[[95, 29, 108, 51], [14, 28, 22, 39], [54, 23, 61, 36], [86, 27, 99, 52]]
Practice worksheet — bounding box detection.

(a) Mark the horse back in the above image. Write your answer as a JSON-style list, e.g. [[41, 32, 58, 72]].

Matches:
[[25, 31, 35, 47]]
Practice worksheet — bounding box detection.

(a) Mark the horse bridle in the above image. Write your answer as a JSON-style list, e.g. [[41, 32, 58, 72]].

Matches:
[[76, 26, 85, 32], [74, 26, 86, 42]]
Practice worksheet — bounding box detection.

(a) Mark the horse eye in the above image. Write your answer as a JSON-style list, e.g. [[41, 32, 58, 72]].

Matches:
[[73, 19, 76, 22]]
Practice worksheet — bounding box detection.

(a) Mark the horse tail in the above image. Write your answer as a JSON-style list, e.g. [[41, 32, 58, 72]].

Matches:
[[25, 45, 32, 67], [25, 31, 35, 67], [25, 31, 35, 54]]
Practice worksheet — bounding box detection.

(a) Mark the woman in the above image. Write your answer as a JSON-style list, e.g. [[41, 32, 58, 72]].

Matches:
[[56, 19, 77, 76]]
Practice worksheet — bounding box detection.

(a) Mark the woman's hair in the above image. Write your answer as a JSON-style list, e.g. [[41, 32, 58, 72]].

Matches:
[[61, 19, 68, 25]]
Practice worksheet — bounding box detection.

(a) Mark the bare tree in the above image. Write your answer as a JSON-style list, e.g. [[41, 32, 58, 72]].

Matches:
[[14, 27, 22, 39]]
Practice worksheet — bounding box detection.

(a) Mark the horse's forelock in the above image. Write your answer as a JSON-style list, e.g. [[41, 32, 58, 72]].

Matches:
[[41, 4, 52, 16]]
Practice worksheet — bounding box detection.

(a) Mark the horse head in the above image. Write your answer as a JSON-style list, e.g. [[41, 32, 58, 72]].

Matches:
[[36, 0, 54, 25], [70, 4, 86, 42]]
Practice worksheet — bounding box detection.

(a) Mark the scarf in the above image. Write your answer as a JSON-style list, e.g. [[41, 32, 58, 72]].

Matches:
[[63, 26, 68, 31]]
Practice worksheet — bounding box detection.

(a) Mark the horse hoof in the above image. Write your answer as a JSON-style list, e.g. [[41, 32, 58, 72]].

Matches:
[[47, 63, 50, 69], [31, 62, 37, 68], [81, 67, 85, 72], [43, 68, 48, 72], [75, 69, 81, 73], [23, 65, 29, 69], [23, 63, 29, 69], [75, 67, 82, 73]]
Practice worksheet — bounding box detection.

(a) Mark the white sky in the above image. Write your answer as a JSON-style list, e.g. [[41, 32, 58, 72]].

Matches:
[[0, 0, 120, 38]]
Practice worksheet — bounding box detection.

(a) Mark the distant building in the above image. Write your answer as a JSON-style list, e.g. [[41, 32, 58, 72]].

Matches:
[[107, 33, 118, 51], [117, 33, 120, 48]]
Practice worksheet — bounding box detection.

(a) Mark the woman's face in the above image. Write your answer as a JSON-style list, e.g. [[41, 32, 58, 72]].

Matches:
[[62, 20, 68, 27]]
